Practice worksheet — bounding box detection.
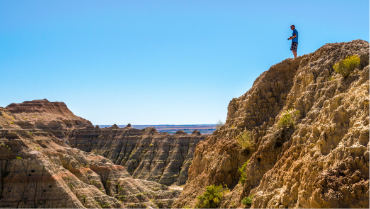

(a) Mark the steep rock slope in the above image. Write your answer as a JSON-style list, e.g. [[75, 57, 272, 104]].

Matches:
[[68, 127, 206, 186], [174, 40, 369, 208]]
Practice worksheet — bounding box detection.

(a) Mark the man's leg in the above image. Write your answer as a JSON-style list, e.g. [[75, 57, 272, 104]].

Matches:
[[292, 50, 297, 58]]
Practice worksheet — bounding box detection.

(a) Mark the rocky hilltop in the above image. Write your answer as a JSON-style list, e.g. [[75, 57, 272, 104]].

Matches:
[[1, 99, 92, 130], [173, 40, 369, 208], [68, 127, 206, 186]]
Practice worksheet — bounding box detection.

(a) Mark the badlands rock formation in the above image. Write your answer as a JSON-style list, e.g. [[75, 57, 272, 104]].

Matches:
[[0, 101, 182, 208], [2, 99, 92, 130], [173, 40, 369, 208], [68, 128, 205, 186]]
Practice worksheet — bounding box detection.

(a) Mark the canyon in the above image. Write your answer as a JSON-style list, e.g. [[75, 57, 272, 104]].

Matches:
[[0, 99, 206, 208], [0, 39, 369, 208]]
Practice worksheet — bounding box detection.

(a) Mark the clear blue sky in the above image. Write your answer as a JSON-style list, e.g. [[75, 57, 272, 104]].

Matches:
[[1, 0, 368, 125]]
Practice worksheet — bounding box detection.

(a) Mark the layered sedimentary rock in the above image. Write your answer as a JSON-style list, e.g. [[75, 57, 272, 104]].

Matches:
[[1, 99, 92, 130], [0, 102, 182, 208], [173, 40, 369, 208], [68, 127, 206, 186]]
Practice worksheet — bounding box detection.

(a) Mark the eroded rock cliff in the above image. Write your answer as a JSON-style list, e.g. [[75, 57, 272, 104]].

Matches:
[[173, 40, 369, 208], [68, 127, 206, 186]]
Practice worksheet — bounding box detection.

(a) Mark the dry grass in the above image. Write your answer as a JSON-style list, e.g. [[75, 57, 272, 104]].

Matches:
[[235, 130, 254, 150], [216, 120, 224, 130]]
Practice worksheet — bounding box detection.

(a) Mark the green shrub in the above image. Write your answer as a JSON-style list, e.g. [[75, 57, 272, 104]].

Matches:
[[278, 108, 300, 128], [238, 160, 249, 184], [235, 131, 254, 150], [195, 185, 226, 208], [333, 55, 360, 78], [216, 120, 224, 130], [149, 143, 153, 146], [241, 194, 254, 206], [16, 156, 22, 160]]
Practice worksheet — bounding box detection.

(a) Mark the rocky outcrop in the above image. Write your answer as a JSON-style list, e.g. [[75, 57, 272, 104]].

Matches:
[[68, 126, 207, 186], [174, 40, 369, 208], [2, 99, 92, 131], [6, 99, 75, 115]]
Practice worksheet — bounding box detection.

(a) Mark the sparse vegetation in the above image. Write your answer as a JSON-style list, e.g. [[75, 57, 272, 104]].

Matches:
[[149, 143, 153, 147], [333, 55, 360, 78], [238, 160, 249, 184], [241, 194, 254, 206], [277, 108, 300, 129], [216, 120, 224, 130], [16, 156, 22, 160], [235, 130, 254, 150], [195, 185, 227, 208]]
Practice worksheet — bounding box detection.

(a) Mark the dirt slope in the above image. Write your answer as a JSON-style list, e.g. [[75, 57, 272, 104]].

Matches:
[[173, 40, 369, 208]]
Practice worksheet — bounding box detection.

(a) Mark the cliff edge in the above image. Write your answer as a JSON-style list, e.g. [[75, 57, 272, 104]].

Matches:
[[173, 40, 369, 208]]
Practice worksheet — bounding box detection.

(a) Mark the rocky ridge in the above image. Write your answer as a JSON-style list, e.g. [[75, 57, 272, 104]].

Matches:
[[173, 40, 369, 208]]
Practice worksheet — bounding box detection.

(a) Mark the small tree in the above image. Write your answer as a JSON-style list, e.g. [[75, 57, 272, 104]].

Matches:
[[333, 55, 360, 78]]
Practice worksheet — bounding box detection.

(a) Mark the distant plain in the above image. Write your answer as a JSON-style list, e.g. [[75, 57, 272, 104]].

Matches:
[[99, 124, 216, 134]]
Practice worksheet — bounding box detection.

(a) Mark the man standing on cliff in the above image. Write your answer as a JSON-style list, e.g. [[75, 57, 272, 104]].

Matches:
[[288, 25, 298, 58]]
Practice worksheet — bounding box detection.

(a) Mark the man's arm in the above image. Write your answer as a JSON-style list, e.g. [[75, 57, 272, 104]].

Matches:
[[288, 34, 297, 40]]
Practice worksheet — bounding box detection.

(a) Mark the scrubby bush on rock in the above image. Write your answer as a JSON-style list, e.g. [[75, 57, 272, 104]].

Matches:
[[333, 55, 360, 78], [277, 108, 300, 128], [238, 160, 249, 184], [216, 120, 224, 130], [235, 130, 254, 150], [241, 194, 254, 206], [196, 185, 228, 208]]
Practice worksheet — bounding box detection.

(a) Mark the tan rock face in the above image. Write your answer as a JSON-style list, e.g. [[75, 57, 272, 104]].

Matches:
[[68, 127, 207, 186], [174, 40, 369, 208]]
